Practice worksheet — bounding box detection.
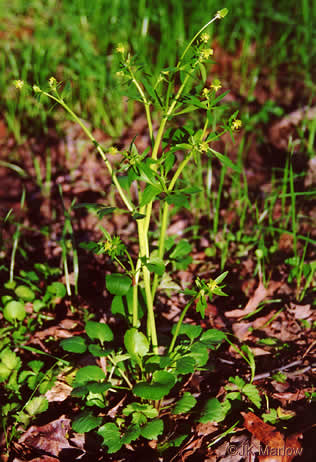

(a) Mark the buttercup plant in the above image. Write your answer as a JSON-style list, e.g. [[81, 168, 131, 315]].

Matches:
[[15, 8, 246, 453]]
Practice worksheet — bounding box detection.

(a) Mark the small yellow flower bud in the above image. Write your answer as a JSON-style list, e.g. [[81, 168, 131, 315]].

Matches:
[[108, 146, 119, 155], [202, 88, 210, 98], [216, 8, 228, 19], [48, 76, 57, 88], [232, 119, 242, 130], [200, 48, 214, 60], [33, 85, 41, 93], [199, 141, 209, 153], [210, 79, 222, 92], [200, 33, 210, 44], [116, 43, 126, 54], [14, 80, 24, 89], [207, 279, 217, 291]]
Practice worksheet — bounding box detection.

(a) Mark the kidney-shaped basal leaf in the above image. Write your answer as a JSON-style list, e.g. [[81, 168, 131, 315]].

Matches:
[[85, 321, 114, 343], [124, 328, 149, 359], [140, 419, 164, 440], [74, 365, 105, 387], [189, 342, 209, 367], [46, 282, 67, 299], [60, 336, 87, 354], [72, 410, 102, 433], [15, 285, 35, 302], [133, 371, 176, 400], [132, 382, 169, 400], [173, 392, 197, 415], [106, 273, 131, 296], [3, 300, 26, 323], [176, 356, 196, 374], [98, 422, 122, 453]]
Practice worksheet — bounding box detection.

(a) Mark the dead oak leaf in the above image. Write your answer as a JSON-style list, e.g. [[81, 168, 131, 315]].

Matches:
[[17, 415, 83, 458], [225, 280, 282, 318], [241, 412, 302, 462]]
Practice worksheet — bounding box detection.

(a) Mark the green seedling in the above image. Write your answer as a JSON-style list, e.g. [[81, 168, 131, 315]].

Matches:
[[1, 263, 66, 334], [7, 189, 26, 284], [59, 185, 79, 296], [0, 344, 63, 451]]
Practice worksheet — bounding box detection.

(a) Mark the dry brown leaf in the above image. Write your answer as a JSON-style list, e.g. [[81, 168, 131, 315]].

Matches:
[[17, 415, 83, 458], [269, 106, 316, 152], [225, 280, 281, 318], [231, 321, 252, 341], [45, 380, 72, 402], [283, 433, 303, 462], [305, 156, 316, 187], [241, 412, 303, 462], [273, 389, 312, 402], [289, 303, 313, 320]]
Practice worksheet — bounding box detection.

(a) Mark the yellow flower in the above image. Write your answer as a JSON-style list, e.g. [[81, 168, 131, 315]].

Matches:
[[14, 80, 24, 89], [200, 48, 214, 60], [207, 279, 218, 291], [48, 76, 57, 88], [199, 141, 209, 153], [232, 119, 242, 130], [33, 85, 41, 93], [200, 33, 210, 44], [116, 43, 126, 54], [202, 88, 210, 98], [210, 79, 222, 92], [108, 146, 119, 155]]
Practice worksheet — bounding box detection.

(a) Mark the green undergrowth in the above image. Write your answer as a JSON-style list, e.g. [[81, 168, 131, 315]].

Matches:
[[1, 0, 315, 140]]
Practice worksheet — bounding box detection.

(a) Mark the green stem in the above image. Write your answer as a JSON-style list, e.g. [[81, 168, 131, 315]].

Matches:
[[178, 15, 219, 67], [128, 66, 153, 141], [108, 355, 133, 389], [151, 151, 194, 298], [168, 299, 194, 354], [137, 218, 158, 354]]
